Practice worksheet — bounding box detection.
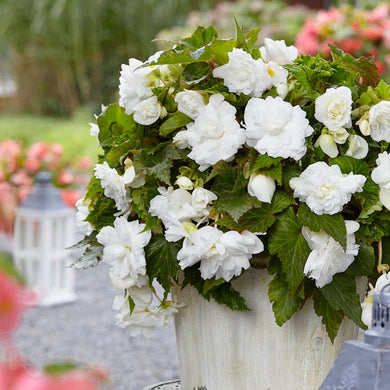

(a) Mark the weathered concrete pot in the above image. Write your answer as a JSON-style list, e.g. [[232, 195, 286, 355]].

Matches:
[[174, 268, 365, 390]]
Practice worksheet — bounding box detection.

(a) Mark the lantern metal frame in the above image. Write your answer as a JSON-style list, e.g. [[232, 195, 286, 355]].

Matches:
[[319, 282, 390, 389], [12, 172, 76, 306]]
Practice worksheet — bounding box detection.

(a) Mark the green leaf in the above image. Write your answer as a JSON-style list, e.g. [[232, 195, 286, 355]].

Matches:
[[85, 196, 117, 230], [329, 44, 380, 87], [297, 205, 347, 250], [159, 111, 192, 136], [356, 179, 381, 219], [234, 17, 246, 47], [0, 253, 24, 284], [271, 191, 295, 214], [97, 104, 135, 144], [202, 278, 226, 295], [321, 273, 366, 329], [44, 362, 79, 376], [182, 62, 211, 83], [245, 28, 261, 49], [313, 291, 344, 342], [376, 80, 390, 99], [213, 167, 254, 221], [236, 206, 276, 233], [145, 234, 181, 291], [264, 164, 282, 185], [268, 207, 310, 293], [134, 149, 173, 185], [269, 273, 303, 326], [210, 39, 237, 64], [128, 295, 136, 315], [249, 153, 282, 172], [71, 242, 103, 269], [181, 25, 218, 49], [347, 242, 375, 276], [182, 266, 250, 311], [329, 156, 370, 176]]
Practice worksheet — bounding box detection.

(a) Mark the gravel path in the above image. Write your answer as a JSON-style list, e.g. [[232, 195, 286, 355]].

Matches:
[[14, 260, 180, 390]]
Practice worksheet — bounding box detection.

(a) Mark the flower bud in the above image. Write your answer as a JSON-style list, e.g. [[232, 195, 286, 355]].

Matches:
[[247, 173, 276, 204], [176, 176, 193, 190], [361, 300, 373, 328], [276, 83, 289, 99], [315, 133, 338, 158], [358, 118, 370, 136], [345, 135, 369, 159]]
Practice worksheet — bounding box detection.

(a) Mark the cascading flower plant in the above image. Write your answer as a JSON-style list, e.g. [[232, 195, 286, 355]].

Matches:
[[74, 23, 390, 341]]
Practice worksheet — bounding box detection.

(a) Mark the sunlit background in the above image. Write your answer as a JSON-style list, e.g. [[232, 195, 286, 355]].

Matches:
[[0, 0, 388, 389]]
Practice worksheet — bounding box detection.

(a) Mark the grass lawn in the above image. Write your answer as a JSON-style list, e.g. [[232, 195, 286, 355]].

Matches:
[[0, 109, 100, 161]]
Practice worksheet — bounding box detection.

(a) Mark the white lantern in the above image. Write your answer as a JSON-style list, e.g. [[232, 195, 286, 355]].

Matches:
[[12, 171, 76, 306]]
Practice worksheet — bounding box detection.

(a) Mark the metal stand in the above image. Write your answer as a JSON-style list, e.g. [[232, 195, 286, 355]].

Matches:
[[143, 380, 181, 390]]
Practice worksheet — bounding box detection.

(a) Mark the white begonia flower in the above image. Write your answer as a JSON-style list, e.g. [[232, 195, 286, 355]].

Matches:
[[260, 38, 298, 65], [372, 152, 390, 210], [96, 217, 151, 287], [128, 285, 154, 309], [133, 96, 162, 126], [302, 221, 360, 288], [369, 101, 390, 142], [175, 94, 246, 171], [244, 96, 314, 161], [175, 90, 205, 119], [75, 198, 94, 236], [289, 161, 366, 215], [173, 130, 190, 149], [264, 61, 288, 88], [177, 226, 264, 281], [94, 162, 136, 212], [314, 86, 353, 131], [113, 293, 178, 338], [149, 187, 197, 225], [276, 83, 289, 99], [328, 127, 349, 144], [345, 135, 369, 159], [247, 173, 276, 204], [119, 58, 154, 115], [372, 152, 390, 189], [176, 176, 193, 191], [315, 133, 338, 158], [191, 188, 218, 216], [163, 220, 191, 243], [109, 268, 148, 290], [212, 48, 271, 97]]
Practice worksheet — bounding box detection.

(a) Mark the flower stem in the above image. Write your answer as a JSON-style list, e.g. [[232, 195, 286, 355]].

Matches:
[[377, 238, 389, 273]]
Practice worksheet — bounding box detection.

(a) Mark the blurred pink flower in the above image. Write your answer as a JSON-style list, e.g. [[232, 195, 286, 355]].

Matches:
[[366, 4, 388, 24], [50, 144, 64, 157], [0, 182, 18, 235], [61, 189, 82, 207], [10, 171, 33, 187], [58, 170, 75, 186], [0, 140, 22, 173], [78, 157, 92, 171], [0, 271, 36, 335]]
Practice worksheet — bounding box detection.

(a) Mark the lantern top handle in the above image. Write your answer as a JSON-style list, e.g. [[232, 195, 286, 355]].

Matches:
[[36, 171, 53, 185], [19, 170, 71, 211]]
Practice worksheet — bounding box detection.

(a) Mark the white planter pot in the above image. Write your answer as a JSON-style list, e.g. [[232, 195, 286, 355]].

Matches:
[[174, 268, 365, 390]]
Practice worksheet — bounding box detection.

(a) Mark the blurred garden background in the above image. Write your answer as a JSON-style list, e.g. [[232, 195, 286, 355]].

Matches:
[[0, 0, 389, 389]]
